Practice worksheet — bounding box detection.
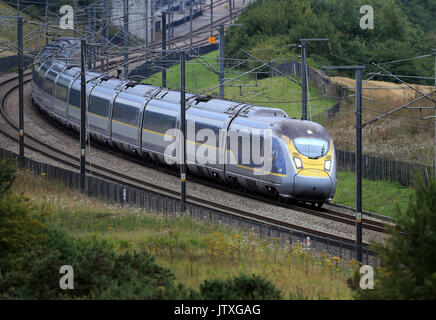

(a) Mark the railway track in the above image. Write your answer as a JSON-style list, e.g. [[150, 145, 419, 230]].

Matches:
[[0, 73, 391, 249]]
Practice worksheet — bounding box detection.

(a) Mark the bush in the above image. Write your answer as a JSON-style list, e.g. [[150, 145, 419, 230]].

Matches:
[[225, 0, 434, 83], [0, 160, 281, 300], [350, 176, 436, 299], [0, 159, 16, 199], [0, 159, 48, 270], [0, 229, 188, 299], [198, 273, 282, 300]]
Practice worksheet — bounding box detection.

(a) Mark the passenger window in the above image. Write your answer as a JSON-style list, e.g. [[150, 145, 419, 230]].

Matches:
[[68, 87, 81, 108], [272, 139, 286, 174], [44, 78, 53, 95], [55, 84, 68, 102], [89, 95, 110, 118], [143, 110, 176, 134], [113, 102, 139, 127]]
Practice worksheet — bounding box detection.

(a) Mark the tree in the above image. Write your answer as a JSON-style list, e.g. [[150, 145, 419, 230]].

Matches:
[[350, 176, 436, 299], [198, 273, 282, 299], [0, 159, 47, 269]]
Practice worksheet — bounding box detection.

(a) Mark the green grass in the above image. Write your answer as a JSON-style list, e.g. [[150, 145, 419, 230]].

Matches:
[[13, 169, 354, 300], [333, 171, 413, 218], [144, 50, 335, 119]]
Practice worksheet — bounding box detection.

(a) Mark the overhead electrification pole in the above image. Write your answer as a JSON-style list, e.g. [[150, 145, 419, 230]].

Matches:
[[180, 51, 187, 212], [168, 6, 171, 49], [145, 0, 149, 62], [434, 49, 436, 177], [45, 0, 49, 45], [300, 39, 307, 120], [74, 0, 78, 37], [228, 0, 232, 21], [18, 16, 24, 166], [106, 0, 111, 71], [151, 0, 154, 43], [217, 23, 243, 98], [219, 24, 224, 98], [167, 0, 171, 45], [189, 0, 193, 46], [300, 39, 329, 120], [162, 12, 167, 88], [322, 65, 366, 263], [355, 67, 363, 263], [101, 0, 105, 72], [123, 0, 129, 79], [80, 40, 87, 191], [87, 8, 91, 69], [152, 47, 188, 210], [93, 6, 96, 69], [210, 0, 213, 37]]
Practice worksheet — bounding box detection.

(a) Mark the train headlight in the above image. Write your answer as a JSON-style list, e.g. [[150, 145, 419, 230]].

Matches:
[[324, 160, 332, 171], [293, 157, 303, 169]]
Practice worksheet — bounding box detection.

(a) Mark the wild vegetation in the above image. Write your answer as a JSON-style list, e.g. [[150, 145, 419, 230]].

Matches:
[[0, 158, 355, 299], [350, 176, 436, 299], [226, 0, 435, 83]]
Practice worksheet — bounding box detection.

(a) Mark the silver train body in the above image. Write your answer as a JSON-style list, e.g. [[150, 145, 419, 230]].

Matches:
[[31, 38, 337, 204]]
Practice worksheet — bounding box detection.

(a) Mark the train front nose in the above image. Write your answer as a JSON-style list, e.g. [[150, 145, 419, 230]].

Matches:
[[293, 169, 332, 201]]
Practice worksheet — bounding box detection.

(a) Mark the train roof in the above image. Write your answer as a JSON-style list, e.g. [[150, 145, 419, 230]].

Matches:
[[275, 119, 332, 140]]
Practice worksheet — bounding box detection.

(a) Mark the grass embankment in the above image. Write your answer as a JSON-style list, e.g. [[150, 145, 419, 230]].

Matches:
[[334, 171, 412, 217], [14, 169, 354, 299], [143, 50, 335, 119], [326, 77, 436, 166]]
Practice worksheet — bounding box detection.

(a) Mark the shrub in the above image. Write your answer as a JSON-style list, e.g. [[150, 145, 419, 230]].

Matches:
[[198, 273, 282, 300], [350, 176, 436, 299], [0, 159, 16, 199], [0, 229, 188, 299], [0, 159, 48, 269]]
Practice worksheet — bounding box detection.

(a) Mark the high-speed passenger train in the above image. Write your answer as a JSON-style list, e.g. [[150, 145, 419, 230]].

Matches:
[[31, 38, 337, 206]]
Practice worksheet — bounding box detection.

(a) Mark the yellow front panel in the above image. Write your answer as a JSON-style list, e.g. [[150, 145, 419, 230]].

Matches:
[[284, 136, 333, 177]]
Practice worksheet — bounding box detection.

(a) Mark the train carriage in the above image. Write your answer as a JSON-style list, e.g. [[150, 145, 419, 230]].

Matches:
[[31, 38, 338, 206]]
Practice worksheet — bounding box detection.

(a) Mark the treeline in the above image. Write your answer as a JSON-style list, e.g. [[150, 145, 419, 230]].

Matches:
[[225, 0, 435, 83]]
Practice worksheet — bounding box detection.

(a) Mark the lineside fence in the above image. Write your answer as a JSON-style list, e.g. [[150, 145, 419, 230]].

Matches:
[[275, 60, 346, 123], [335, 149, 434, 187], [0, 146, 378, 265]]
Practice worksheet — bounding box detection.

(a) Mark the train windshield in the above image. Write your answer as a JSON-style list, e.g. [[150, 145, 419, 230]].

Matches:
[[293, 137, 329, 159]]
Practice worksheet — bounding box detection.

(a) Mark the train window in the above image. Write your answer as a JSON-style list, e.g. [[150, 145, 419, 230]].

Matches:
[[69, 87, 81, 108], [112, 102, 139, 127], [271, 138, 286, 174], [32, 69, 40, 88], [143, 110, 176, 134], [38, 69, 46, 88], [293, 137, 329, 159], [44, 70, 57, 95], [89, 95, 110, 118], [44, 78, 54, 95], [55, 83, 68, 102]]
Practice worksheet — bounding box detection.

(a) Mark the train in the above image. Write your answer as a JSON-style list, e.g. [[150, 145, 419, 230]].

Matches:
[[31, 38, 337, 207]]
